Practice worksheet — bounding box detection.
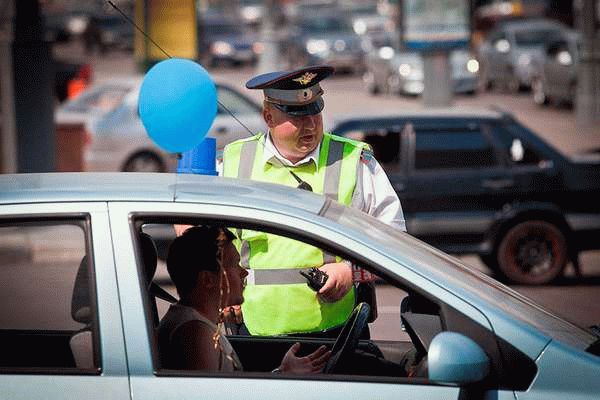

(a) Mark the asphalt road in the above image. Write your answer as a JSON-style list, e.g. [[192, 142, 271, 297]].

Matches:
[[55, 44, 600, 337]]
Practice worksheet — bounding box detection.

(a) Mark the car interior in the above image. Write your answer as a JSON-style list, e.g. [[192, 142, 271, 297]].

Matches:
[[136, 218, 537, 388]]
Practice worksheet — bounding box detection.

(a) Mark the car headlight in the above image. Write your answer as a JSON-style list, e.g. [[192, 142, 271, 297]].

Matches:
[[467, 59, 479, 73], [398, 63, 412, 77], [333, 39, 346, 52], [306, 39, 329, 55], [518, 54, 531, 66], [253, 41, 265, 55], [212, 41, 233, 56], [353, 20, 367, 35]]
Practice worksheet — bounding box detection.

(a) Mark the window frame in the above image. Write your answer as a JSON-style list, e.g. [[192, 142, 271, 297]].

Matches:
[[406, 121, 501, 174], [117, 206, 527, 390], [0, 214, 102, 375]]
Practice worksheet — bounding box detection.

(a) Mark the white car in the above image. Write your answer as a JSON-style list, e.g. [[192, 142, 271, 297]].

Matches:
[[55, 76, 267, 172]]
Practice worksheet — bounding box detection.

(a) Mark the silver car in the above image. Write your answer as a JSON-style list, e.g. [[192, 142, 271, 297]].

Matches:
[[531, 31, 580, 107], [477, 18, 569, 92], [55, 77, 267, 172], [1, 172, 599, 399], [363, 45, 480, 96], [287, 13, 366, 74]]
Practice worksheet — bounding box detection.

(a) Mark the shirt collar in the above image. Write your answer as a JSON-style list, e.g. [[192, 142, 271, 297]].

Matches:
[[262, 131, 321, 170]]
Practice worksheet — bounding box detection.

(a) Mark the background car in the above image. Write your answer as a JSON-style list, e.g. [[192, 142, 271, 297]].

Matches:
[[1, 172, 599, 399], [363, 43, 480, 96], [331, 108, 600, 284], [197, 13, 260, 67], [287, 12, 366, 74], [55, 76, 267, 172], [477, 18, 570, 92], [531, 30, 580, 107]]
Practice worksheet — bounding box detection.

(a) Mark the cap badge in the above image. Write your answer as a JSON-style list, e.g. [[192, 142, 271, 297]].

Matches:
[[293, 72, 317, 86], [298, 88, 313, 102]]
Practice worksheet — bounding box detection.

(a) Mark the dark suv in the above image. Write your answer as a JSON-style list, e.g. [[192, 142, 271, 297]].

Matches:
[[332, 108, 600, 285]]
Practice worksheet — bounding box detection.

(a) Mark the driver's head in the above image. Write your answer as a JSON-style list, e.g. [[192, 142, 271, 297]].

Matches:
[[167, 226, 246, 305]]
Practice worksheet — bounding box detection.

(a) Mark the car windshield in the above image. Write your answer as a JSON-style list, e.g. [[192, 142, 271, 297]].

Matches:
[[205, 22, 244, 35], [514, 29, 562, 46], [300, 16, 352, 33], [321, 200, 597, 350], [63, 85, 130, 114]]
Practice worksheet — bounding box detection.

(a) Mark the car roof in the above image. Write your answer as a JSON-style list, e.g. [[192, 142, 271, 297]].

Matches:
[[0, 173, 326, 216], [497, 18, 566, 33], [331, 107, 508, 127]]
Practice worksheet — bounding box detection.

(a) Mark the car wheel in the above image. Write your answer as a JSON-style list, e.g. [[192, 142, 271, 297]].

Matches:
[[532, 77, 549, 106], [363, 71, 380, 95], [505, 74, 521, 93], [122, 152, 166, 172], [496, 220, 567, 285]]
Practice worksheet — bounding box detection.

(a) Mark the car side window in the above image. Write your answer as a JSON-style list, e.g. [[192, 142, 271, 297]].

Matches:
[[340, 126, 404, 171], [491, 125, 544, 166], [0, 220, 99, 373], [139, 222, 427, 380], [413, 128, 497, 170], [217, 86, 260, 115]]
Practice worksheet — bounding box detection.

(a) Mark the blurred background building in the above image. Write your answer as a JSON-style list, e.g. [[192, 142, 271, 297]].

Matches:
[[0, 0, 599, 173]]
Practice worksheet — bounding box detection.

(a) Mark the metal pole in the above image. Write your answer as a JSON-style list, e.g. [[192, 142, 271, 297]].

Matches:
[[422, 50, 453, 107], [0, 0, 17, 173], [256, 0, 280, 74], [575, 0, 600, 126]]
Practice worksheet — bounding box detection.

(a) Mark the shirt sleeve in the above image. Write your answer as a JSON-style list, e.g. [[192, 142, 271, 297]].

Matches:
[[351, 155, 406, 232]]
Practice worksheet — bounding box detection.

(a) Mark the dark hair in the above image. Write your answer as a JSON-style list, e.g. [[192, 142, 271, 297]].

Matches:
[[166, 226, 235, 297]]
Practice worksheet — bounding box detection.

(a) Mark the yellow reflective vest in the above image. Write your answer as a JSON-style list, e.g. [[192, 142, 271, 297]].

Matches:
[[223, 132, 369, 335]]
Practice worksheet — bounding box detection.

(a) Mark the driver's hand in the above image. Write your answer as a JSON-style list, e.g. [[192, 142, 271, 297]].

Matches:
[[279, 343, 331, 374], [318, 262, 353, 302]]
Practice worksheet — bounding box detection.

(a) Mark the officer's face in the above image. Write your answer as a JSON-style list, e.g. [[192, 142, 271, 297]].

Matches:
[[263, 103, 324, 162]]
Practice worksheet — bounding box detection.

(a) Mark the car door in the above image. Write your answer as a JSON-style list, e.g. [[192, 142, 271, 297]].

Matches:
[[108, 201, 516, 400], [543, 40, 571, 100], [489, 121, 563, 206], [401, 119, 511, 253], [487, 31, 510, 81], [0, 202, 130, 400]]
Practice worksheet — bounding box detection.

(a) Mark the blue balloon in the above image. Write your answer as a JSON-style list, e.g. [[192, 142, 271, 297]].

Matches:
[[138, 58, 217, 153]]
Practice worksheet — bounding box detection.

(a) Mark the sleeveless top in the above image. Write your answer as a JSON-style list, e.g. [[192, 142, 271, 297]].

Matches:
[[158, 303, 242, 371]]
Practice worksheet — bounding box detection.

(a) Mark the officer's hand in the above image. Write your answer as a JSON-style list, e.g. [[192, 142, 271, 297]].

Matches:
[[279, 343, 330, 374], [318, 262, 353, 302]]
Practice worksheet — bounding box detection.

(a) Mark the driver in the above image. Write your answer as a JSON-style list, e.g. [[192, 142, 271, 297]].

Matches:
[[158, 226, 331, 373]]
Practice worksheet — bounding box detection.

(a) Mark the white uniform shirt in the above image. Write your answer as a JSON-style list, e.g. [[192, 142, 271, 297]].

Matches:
[[219, 132, 406, 231]]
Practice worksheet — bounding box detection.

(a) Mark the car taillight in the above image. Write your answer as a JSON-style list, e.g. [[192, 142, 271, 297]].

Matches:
[[67, 78, 87, 100], [83, 129, 92, 147], [77, 63, 92, 83]]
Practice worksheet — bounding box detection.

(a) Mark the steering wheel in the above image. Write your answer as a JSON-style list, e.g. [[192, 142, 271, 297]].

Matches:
[[324, 302, 370, 374]]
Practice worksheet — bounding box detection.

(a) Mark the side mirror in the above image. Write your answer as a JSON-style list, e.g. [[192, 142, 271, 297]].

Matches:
[[428, 332, 490, 385]]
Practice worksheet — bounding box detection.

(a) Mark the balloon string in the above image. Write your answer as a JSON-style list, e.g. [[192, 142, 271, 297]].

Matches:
[[107, 1, 173, 59], [107, 1, 257, 139], [107, 0, 310, 190]]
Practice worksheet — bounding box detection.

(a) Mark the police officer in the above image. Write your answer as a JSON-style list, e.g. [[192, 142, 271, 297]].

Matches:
[[222, 65, 405, 337]]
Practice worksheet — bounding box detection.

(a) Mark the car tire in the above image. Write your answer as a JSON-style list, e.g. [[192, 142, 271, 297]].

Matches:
[[122, 152, 166, 173], [532, 77, 549, 106], [363, 71, 380, 95], [496, 220, 567, 285]]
